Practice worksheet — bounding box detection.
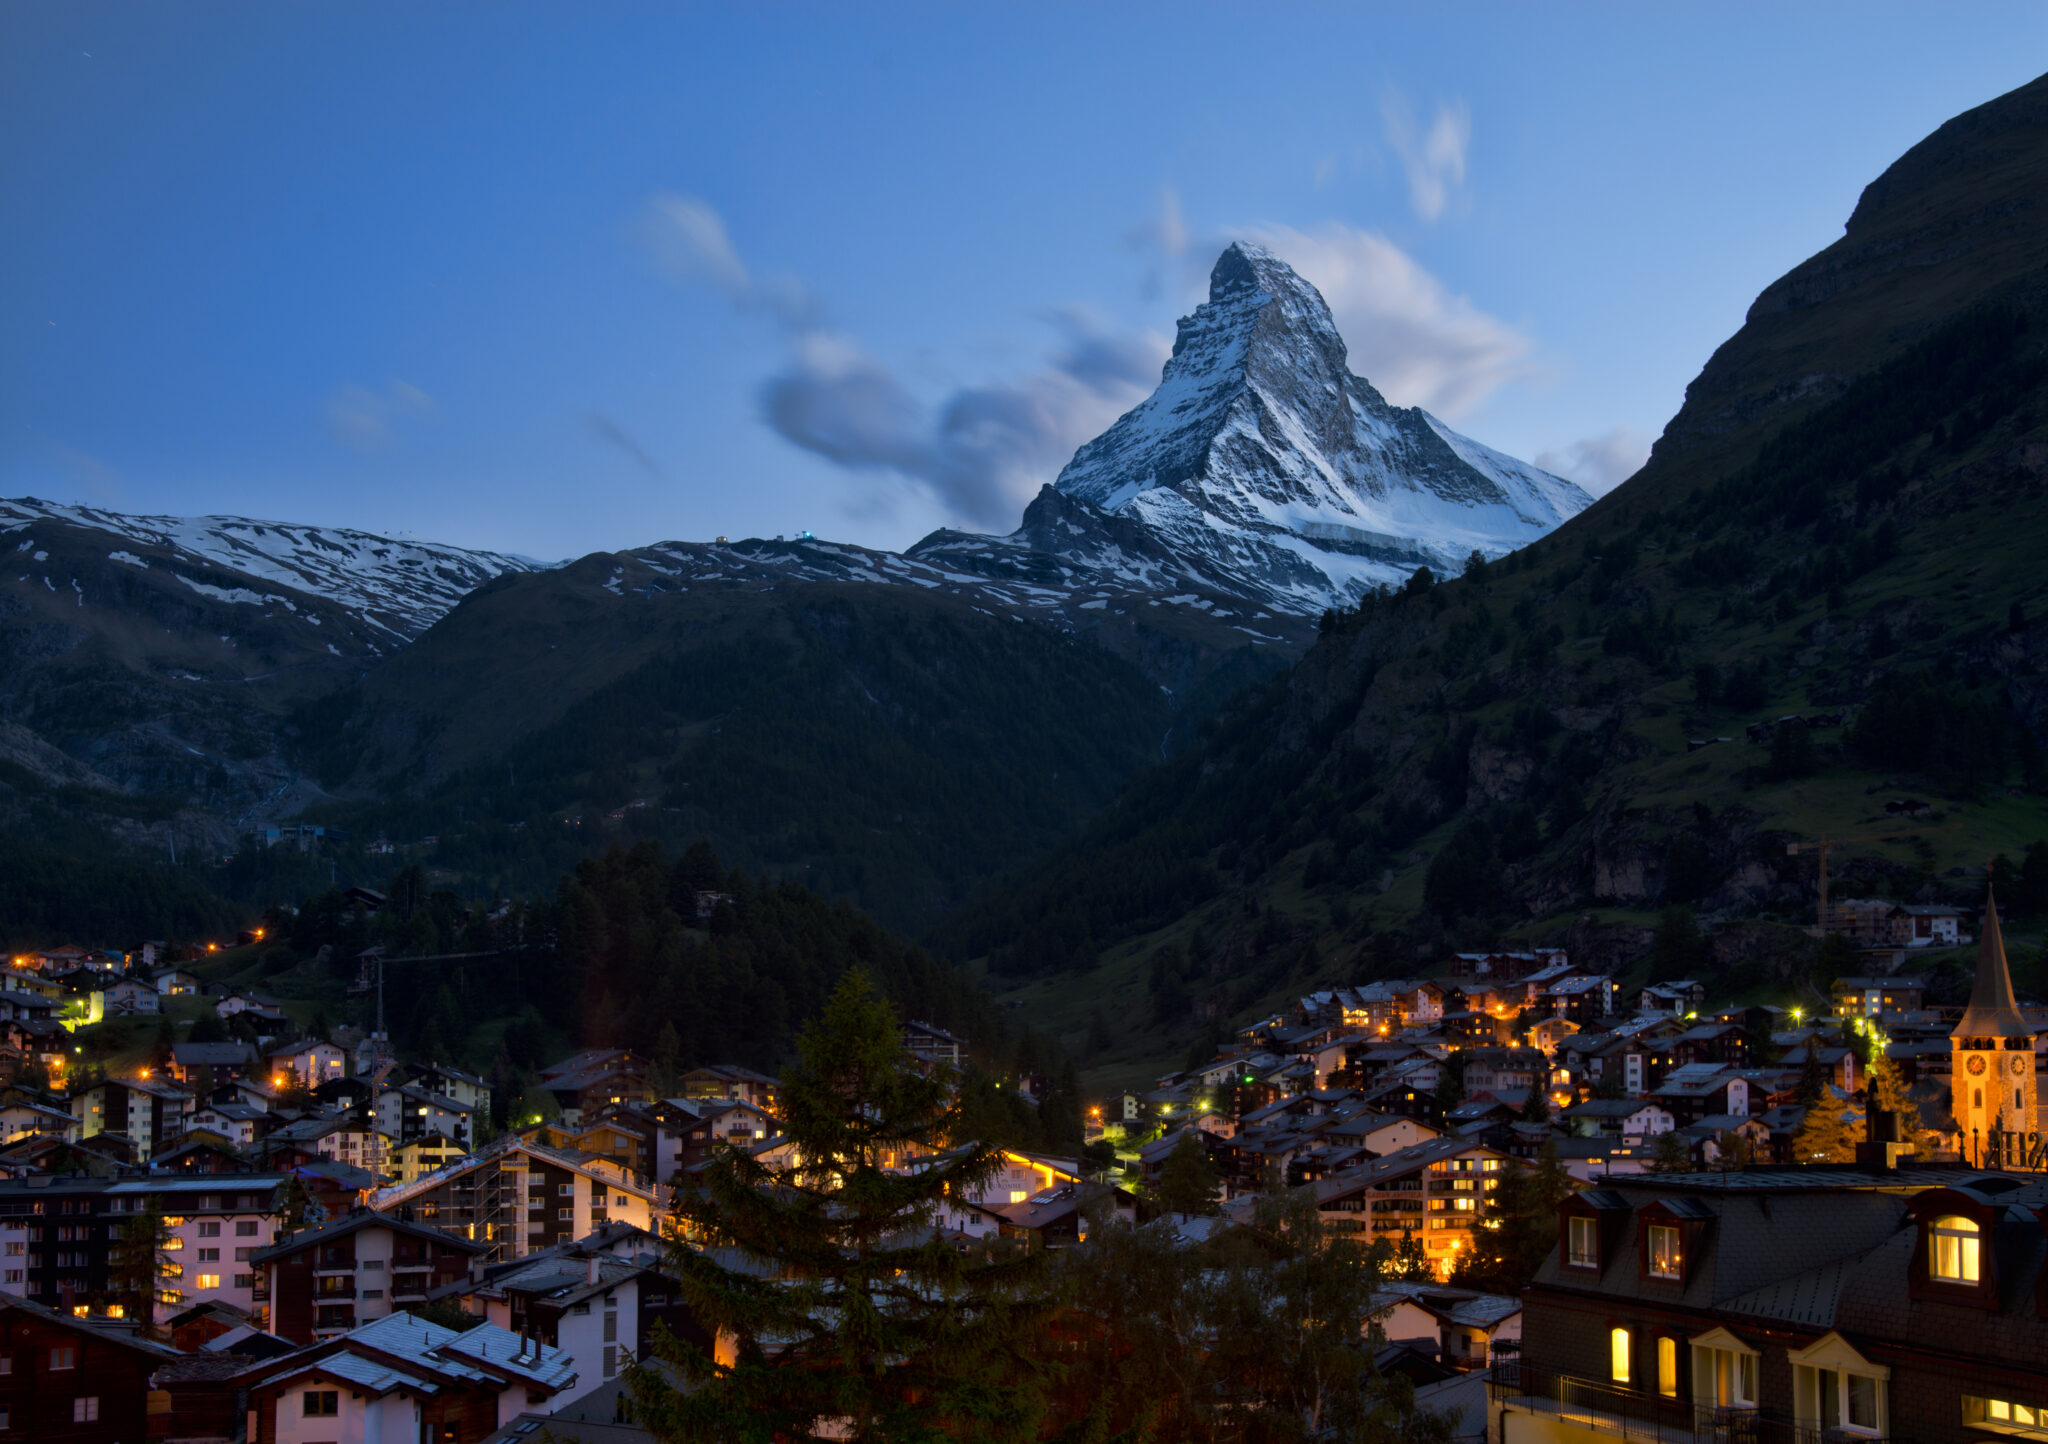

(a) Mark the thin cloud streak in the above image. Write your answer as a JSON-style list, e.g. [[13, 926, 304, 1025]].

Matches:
[[586, 412, 662, 478]]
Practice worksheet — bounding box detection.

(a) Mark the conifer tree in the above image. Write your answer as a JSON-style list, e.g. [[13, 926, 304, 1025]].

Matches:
[[108, 1206, 176, 1333], [1392, 1228, 1433, 1281], [1864, 1047, 1937, 1156], [633, 969, 1047, 1444], [1790, 1087, 1859, 1163], [1647, 1128, 1693, 1173], [1154, 1131, 1222, 1217]]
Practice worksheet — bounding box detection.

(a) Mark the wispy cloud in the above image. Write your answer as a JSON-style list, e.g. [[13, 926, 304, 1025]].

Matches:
[[1231, 222, 1532, 418], [327, 380, 437, 450], [1535, 426, 1651, 495], [638, 193, 817, 329], [1382, 91, 1470, 223], [586, 412, 662, 478], [641, 192, 1166, 531]]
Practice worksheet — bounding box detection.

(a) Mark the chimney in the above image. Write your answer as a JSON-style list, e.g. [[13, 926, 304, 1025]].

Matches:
[[587, 1255, 600, 1287]]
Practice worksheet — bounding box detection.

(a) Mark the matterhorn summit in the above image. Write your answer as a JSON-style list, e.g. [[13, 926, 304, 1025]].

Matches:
[[919, 242, 1590, 613]]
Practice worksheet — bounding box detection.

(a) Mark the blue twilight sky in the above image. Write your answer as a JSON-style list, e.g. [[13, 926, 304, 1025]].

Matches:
[[4, 5, 2046, 561]]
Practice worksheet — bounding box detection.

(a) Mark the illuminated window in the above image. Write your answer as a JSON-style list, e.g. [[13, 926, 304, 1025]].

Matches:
[[1647, 1225, 1682, 1279], [1965, 1395, 2048, 1436], [1568, 1217, 1598, 1268], [1610, 1328, 1631, 1383], [1658, 1337, 1679, 1398], [1930, 1215, 1980, 1282], [196, 1273, 221, 1290]]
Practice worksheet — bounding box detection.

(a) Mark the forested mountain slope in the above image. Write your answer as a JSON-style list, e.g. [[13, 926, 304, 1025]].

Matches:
[[940, 70, 2048, 1080]]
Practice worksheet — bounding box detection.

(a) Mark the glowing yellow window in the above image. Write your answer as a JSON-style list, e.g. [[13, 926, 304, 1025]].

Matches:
[[1930, 1215, 1980, 1282], [1647, 1224, 1682, 1279], [1610, 1328, 1631, 1384], [1658, 1337, 1680, 1397]]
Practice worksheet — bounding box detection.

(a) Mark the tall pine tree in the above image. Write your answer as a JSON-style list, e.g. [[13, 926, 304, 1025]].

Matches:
[[633, 970, 1048, 1443]]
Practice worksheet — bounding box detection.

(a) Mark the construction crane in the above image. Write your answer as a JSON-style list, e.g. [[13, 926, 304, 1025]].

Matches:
[[1786, 825, 1962, 935]]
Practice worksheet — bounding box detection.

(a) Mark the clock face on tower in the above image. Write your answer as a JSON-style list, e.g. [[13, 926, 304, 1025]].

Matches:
[[1967, 1054, 1988, 1076], [2014, 1055, 2030, 1076]]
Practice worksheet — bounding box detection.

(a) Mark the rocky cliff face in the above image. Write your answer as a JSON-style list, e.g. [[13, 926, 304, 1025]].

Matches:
[[917, 243, 1590, 614]]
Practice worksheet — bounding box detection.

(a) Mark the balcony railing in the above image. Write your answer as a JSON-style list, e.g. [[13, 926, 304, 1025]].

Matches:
[[1486, 1362, 1907, 1444]]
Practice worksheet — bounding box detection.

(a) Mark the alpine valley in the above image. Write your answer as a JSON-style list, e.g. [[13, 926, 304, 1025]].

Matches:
[[14, 69, 2048, 1090], [0, 245, 1585, 936]]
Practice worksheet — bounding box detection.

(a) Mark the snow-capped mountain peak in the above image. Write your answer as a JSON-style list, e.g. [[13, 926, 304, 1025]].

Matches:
[[998, 241, 1592, 612]]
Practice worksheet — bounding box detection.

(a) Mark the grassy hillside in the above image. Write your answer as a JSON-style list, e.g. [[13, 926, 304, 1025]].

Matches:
[[937, 71, 2048, 1089]]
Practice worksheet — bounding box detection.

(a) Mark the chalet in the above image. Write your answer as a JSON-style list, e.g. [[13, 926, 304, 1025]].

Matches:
[[265, 1114, 392, 1177], [375, 1084, 475, 1148], [409, 1061, 493, 1115], [269, 1039, 347, 1087], [449, 1247, 710, 1408], [0, 1098, 78, 1145], [1502, 1169, 2048, 1444], [391, 1133, 471, 1183], [216, 990, 290, 1028], [996, 1180, 1139, 1249], [1669, 1022, 1754, 1069], [676, 1063, 778, 1113], [1562, 1098, 1676, 1143], [67, 1076, 195, 1160], [1636, 980, 1705, 1016], [1447, 949, 1567, 983], [167, 1040, 257, 1090], [0, 988, 59, 1025], [253, 1209, 484, 1342], [153, 968, 201, 997], [1831, 973, 1930, 1019], [368, 1137, 660, 1263], [900, 1020, 966, 1069], [1461, 1047, 1545, 1095], [100, 976, 158, 1015], [239, 1311, 578, 1443], [1372, 1284, 1523, 1371], [1889, 902, 1966, 946], [1649, 1064, 1753, 1126], [1313, 1137, 1508, 1275], [184, 1102, 268, 1147], [1537, 976, 1619, 1023], [540, 1064, 651, 1126], [0, 1293, 187, 1444]]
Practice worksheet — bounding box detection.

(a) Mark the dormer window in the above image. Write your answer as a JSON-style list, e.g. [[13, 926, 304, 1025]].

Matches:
[[1647, 1225, 1682, 1279], [1569, 1216, 1598, 1268], [1930, 1215, 1981, 1282]]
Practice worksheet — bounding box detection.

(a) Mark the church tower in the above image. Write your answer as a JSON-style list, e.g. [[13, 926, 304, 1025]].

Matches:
[[1950, 885, 2038, 1163]]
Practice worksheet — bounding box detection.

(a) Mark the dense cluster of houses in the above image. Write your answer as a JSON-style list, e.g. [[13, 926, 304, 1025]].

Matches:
[[1126, 905, 2045, 1287], [0, 891, 2040, 1444]]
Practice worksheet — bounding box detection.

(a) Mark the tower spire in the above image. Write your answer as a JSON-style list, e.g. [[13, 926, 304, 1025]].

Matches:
[[1954, 883, 2031, 1040]]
